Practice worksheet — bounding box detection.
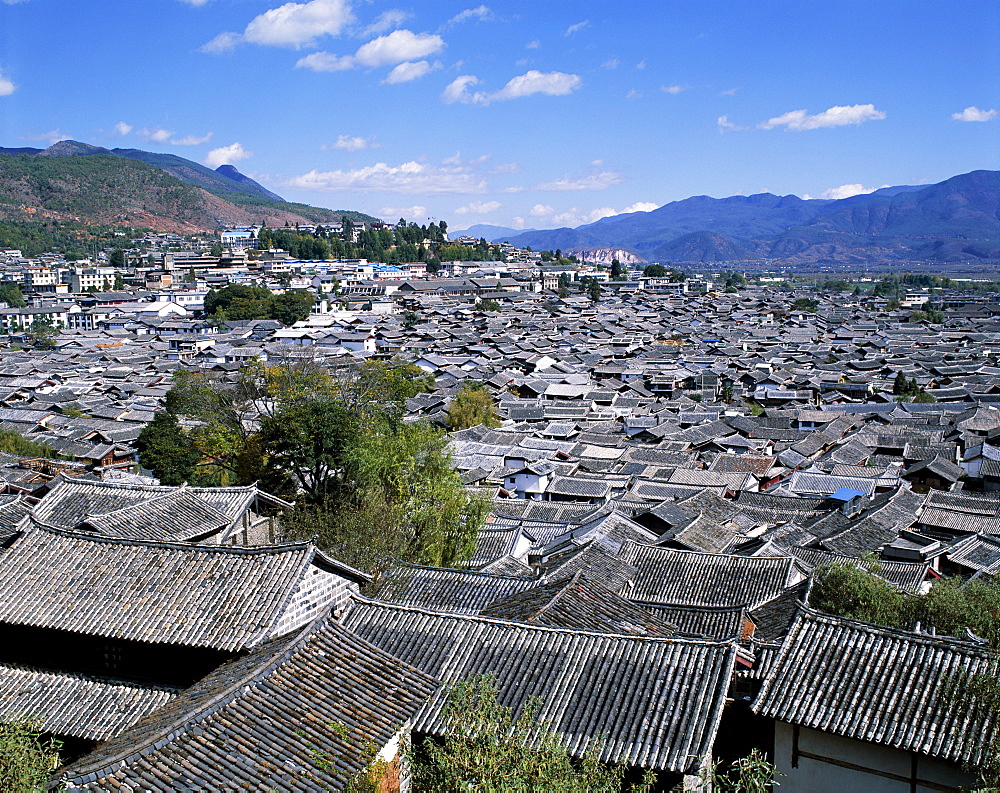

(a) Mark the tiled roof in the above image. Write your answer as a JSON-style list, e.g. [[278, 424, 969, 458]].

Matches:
[[0, 525, 320, 651], [0, 664, 174, 741], [371, 562, 537, 614], [618, 544, 795, 609], [480, 572, 678, 636], [59, 616, 437, 791], [753, 605, 996, 767], [344, 598, 736, 773]]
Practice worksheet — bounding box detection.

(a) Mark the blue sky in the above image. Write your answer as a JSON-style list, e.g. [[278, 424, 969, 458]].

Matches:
[[1, 0, 998, 231]]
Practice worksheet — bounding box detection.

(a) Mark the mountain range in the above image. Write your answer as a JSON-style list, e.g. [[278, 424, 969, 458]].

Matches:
[[486, 171, 1000, 264], [0, 140, 376, 232]]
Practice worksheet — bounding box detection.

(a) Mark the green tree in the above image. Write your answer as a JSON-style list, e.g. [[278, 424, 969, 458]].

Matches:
[[108, 248, 125, 268], [0, 718, 61, 793], [210, 242, 224, 256], [204, 284, 274, 320], [642, 264, 667, 277], [791, 297, 819, 312], [412, 674, 655, 793], [0, 429, 61, 459], [0, 283, 26, 308], [28, 316, 58, 350], [135, 411, 202, 485], [259, 398, 358, 503], [447, 382, 501, 430], [477, 299, 501, 313], [270, 289, 315, 325], [610, 259, 626, 279], [720, 385, 735, 403]]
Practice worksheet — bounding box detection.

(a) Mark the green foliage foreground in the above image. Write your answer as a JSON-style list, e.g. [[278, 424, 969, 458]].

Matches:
[[411, 674, 656, 793], [0, 719, 60, 793]]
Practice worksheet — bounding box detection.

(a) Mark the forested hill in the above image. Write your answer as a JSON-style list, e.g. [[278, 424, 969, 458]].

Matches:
[[0, 141, 376, 232]]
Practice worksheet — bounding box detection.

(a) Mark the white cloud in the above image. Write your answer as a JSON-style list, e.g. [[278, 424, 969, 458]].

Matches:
[[297, 29, 444, 73], [602, 58, 619, 70], [0, 71, 16, 97], [525, 39, 541, 49], [489, 161, 521, 174], [721, 87, 739, 96], [171, 132, 214, 146], [23, 129, 70, 144], [204, 142, 252, 168], [243, 0, 354, 47], [454, 200, 501, 215], [295, 52, 355, 71], [717, 114, 746, 132], [113, 121, 133, 136], [284, 160, 487, 194], [354, 30, 444, 67], [952, 106, 997, 122], [495, 70, 581, 100], [804, 183, 889, 200], [442, 75, 487, 104], [380, 205, 427, 220], [0, 0, 31, 4], [533, 171, 624, 191], [445, 70, 582, 105], [139, 128, 213, 147], [362, 9, 410, 36], [178, 0, 210, 5], [626, 89, 643, 100], [759, 103, 886, 131], [447, 5, 493, 26], [139, 128, 174, 144], [565, 20, 589, 36], [635, 59, 647, 70], [661, 84, 686, 95], [200, 31, 241, 54], [324, 134, 379, 151], [527, 200, 655, 227], [384, 60, 439, 83], [552, 207, 617, 226]]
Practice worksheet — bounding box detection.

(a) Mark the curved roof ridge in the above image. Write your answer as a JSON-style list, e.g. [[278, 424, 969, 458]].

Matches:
[[350, 594, 736, 647], [23, 519, 315, 556]]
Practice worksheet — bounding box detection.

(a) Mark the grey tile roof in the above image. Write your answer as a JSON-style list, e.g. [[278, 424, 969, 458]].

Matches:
[[618, 544, 795, 609], [0, 664, 174, 741], [344, 597, 736, 773], [480, 572, 678, 636], [0, 525, 326, 651], [753, 605, 996, 767], [59, 616, 437, 791], [371, 562, 538, 614], [32, 475, 278, 533]]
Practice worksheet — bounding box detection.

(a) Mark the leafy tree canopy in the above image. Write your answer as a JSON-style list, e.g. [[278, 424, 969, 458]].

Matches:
[[447, 382, 501, 431]]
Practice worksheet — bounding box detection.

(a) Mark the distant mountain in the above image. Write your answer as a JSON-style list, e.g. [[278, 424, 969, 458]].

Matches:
[[214, 164, 284, 202], [108, 148, 285, 203], [452, 224, 538, 241], [0, 141, 378, 231], [506, 172, 999, 264]]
